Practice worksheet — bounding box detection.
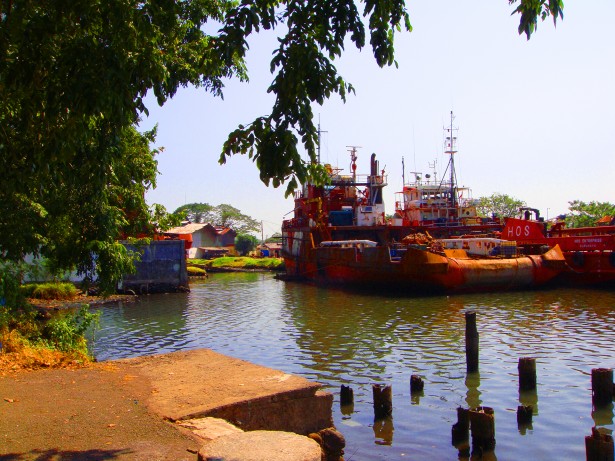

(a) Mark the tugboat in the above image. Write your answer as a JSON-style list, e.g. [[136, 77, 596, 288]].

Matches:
[[281, 113, 565, 293]]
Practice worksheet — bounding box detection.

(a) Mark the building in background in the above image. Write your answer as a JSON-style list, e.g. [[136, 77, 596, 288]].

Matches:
[[164, 223, 237, 259]]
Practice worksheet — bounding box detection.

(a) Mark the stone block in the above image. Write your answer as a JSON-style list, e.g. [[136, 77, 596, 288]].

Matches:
[[198, 430, 321, 461]]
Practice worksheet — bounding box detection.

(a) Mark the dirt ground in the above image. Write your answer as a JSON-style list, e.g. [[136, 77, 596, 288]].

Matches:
[[0, 362, 200, 461]]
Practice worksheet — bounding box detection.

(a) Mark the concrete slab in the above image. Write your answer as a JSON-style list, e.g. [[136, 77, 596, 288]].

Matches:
[[120, 349, 333, 434], [177, 417, 243, 442]]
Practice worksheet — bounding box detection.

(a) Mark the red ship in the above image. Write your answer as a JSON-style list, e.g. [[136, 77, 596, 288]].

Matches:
[[281, 114, 565, 293], [503, 210, 615, 286]]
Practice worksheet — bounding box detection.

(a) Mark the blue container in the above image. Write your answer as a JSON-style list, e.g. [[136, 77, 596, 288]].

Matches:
[[329, 210, 353, 226]]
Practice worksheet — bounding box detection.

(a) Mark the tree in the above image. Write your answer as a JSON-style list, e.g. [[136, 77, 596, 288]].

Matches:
[[565, 200, 615, 228], [235, 234, 258, 256], [0, 122, 161, 291], [172, 203, 260, 234], [477, 193, 526, 218], [266, 233, 283, 243], [1, 0, 563, 290], [214, 204, 261, 234], [173, 203, 215, 224]]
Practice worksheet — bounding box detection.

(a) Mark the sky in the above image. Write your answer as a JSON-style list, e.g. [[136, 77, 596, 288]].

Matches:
[[141, 0, 615, 237]]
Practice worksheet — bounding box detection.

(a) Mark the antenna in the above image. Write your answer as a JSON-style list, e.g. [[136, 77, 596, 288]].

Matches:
[[346, 145, 361, 182], [429, 159, 438, 183], [317, 115, 328, 164], [412, 125, 417, 173]]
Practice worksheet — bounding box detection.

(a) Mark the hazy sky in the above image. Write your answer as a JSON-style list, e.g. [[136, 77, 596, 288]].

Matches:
[[141, 1, 615, 237]]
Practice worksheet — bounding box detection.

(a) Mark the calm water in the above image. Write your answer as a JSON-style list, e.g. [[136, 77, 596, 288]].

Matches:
[[91, 273, 615, 460]]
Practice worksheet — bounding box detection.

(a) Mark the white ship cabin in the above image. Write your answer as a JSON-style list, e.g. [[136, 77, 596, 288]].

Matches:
[[393, 180, 480, 226], [323, 152, 388, 227]]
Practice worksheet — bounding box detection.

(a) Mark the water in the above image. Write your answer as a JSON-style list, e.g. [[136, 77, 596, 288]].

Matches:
[[91, 273, 615, 460]]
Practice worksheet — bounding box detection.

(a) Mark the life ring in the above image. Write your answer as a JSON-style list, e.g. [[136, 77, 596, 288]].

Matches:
[[572, 251, 585, 267]]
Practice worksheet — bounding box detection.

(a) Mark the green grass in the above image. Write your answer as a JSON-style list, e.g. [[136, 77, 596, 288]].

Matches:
[[20, 282, 78, 300], [187, 266, 207, 276], [190, 256, 284, 270]]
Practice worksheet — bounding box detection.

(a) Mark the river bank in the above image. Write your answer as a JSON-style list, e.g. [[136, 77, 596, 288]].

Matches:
[[188, 256, 284, 272]]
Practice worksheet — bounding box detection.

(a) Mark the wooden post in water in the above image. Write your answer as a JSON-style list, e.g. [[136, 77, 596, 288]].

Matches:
[[410, 375, 424, 394], [469, 406, 495, 454], [465, 311, 479, 373], [518, 358, 537, 391], [592, 368, 614, 408], [372, 384, 393, 419], [585, 427, 614, 461], [451, 407, 470, 449], [340, 384, 354, 406], [516, 405, 533, 425]]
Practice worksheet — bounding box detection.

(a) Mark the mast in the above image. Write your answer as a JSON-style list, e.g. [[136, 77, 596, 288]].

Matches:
[[317, 115, 327, 165], [346, 146, 360, 183], [444, 111, 458, 210]]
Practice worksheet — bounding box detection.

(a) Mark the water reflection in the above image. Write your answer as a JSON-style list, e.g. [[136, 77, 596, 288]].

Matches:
[[593, 403, 614, 427], [410, 389, 424, 405], [373, 416, 394, 445], [519, 389, 539, 414], [91, 274, 615, 460], [465, 372, 481, 409]]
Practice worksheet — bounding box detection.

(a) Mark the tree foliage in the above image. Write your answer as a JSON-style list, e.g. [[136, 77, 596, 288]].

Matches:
[[173, 203, 260, 234], [266, 233, 283, 243], [174, 203, 216, 224], [235, 234, 258, 256], [476, 193, 526, 218], [1, 0, 563, 291], [509, 0, 564, 39], [1, 0, 240, 291], [564, 200, 615, 228], [215, 204, 260, 234]]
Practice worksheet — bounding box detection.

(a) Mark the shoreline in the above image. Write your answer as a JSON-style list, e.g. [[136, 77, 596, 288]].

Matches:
[[28, 293, 139, 311]]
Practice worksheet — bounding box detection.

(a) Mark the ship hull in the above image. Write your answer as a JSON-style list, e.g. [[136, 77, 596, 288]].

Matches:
[[503, 217, 615, 287], [560, 252, 615, 286], [282, 229, 564, 294]]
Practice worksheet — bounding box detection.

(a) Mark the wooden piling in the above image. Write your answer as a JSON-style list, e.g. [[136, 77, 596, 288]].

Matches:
[[372, 384, 393, 419], [518, 357, 537, 391], [585, 427, 614, 461], [410, 375, 424, 394], [592, 368, 614, 408], [340, 384, 354, 406], [469, 406, 495, 454], [451, 407, 470, 447], [516, 405, 533, 425], [311, 427, 346, 461], [465, 311, 479, 373]]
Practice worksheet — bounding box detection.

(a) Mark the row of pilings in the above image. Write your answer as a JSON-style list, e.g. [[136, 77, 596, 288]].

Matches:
[[338, 311, 615, 460]]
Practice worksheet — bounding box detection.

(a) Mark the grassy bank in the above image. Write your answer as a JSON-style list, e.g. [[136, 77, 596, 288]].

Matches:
[[188, 256, 284, 272], [1, 279, 103, 372]]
